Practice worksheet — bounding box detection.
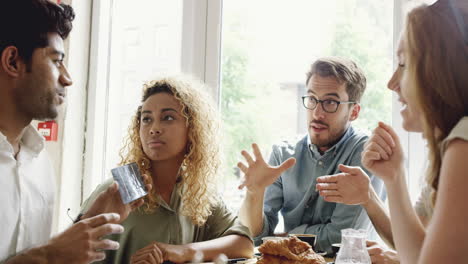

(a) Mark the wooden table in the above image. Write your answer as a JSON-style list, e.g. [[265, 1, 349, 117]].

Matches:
[[195, 256, 334, 263], [190, 244, 335, 263]]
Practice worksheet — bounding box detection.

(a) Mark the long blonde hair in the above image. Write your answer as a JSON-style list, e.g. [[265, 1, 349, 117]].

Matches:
[[404, 0, 468, 205], [119, 75, 222, 226]]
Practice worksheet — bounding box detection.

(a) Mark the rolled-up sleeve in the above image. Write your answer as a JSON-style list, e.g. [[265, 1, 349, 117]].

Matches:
[[253, 145, 284, 245], [290, 140, 386, 253], [203, 199, 252, 242]]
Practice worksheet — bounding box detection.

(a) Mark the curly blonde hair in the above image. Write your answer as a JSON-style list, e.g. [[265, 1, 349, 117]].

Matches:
[[119, 75, 222, 226]]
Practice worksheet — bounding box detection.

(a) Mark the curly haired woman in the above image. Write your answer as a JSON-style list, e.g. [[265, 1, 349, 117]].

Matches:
[[81, 76, 253, 263]]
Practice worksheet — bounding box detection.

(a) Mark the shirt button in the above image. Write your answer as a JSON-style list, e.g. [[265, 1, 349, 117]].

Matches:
[[318, 161, 323, 166]]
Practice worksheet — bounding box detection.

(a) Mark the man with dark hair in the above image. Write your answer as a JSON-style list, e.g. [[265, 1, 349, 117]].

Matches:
[[238, 57, 386, 253], [0, 1, 146, 263]]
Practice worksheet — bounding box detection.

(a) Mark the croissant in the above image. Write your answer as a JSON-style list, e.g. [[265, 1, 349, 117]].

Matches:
[[257, 236, 326, 264]]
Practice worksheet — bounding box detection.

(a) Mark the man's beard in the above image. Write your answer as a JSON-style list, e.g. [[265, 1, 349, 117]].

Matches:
[[312, 129, 346, 149], [309, 118, 349, 149], [16, 90, 58, 121]]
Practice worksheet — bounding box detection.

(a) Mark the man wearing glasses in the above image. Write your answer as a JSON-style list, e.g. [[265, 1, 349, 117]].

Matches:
[[238, 57, 386, 254]]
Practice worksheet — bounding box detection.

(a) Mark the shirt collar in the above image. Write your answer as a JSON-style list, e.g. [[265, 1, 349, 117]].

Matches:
[[0, 124, 45, 157], [0, 133, 10, 152], [308, 126, 355, 156]]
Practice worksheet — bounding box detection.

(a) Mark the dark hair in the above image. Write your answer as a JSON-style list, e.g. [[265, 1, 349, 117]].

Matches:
[[142, 83, 173, 102], [306, 57, 367, 102], [136, 83, 177, 122], [0, 0, 75, 64]]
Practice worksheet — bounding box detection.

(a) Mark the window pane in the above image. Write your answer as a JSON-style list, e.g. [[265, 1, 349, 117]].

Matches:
[[220, 0, 393, 211], [103, 0, 183, 177]]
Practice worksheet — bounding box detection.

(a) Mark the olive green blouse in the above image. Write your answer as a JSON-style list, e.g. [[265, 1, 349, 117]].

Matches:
[[80, 178, 252, 264]]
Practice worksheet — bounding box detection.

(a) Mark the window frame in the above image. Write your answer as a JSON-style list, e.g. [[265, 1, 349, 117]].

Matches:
[[392, 0, 428, 200]]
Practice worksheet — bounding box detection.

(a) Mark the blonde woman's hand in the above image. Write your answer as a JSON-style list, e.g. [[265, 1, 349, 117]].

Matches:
[[130, 242, 164, 264], [367, 240, 400, 264], [155, 243, 196, 263], [83, 174, 152, 223], [131, 242, 197, 264], [362, 122, 405, 183], [237, 143, 296, 194], [316, 164, 372, 205]]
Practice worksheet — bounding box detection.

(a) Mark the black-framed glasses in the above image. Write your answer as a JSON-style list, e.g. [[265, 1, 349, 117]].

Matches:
[[301, 96, 355, 113]]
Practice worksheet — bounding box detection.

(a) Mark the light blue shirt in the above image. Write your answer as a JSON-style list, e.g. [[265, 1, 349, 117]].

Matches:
[[256, 126, 386, 253]]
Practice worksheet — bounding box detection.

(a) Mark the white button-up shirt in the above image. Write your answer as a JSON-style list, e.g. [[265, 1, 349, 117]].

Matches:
[[0, 125, 55, 261]]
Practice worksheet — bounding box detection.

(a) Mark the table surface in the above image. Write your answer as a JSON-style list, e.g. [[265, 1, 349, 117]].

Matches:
[[192, 256, 334, 263], [187, 243, 335, 263]]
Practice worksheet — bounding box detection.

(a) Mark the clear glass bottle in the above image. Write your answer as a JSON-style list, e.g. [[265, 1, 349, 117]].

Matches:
[[335, 229, 371, 264]]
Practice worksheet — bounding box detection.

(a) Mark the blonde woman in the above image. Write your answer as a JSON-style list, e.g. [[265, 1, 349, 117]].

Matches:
[[376, 1, 468, 263], [315, 38, 423, 264], [317, 0, 468, 263], [81, 76, 253, 263]]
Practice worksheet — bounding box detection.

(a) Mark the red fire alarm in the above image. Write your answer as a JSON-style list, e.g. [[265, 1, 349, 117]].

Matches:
[[38, 121, 58, 141]]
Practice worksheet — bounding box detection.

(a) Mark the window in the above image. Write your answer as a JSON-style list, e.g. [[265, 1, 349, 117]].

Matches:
[[103, 0, 183, 179], [84, 0, 183, 198], [402, 0, 436, 203], [83, 0, 218, 201], [219, 0, 394, 214]]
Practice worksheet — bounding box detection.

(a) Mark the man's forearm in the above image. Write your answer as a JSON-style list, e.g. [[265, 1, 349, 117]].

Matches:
[[4, 245, 51, 264], [362, 187, 395, 248], [239, 189, 265, 236]]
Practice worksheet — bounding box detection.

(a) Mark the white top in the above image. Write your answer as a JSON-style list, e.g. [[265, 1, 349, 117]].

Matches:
[[414, 184, 434, 221], [414, 116, 468, 221], [0, 125, 55, 261]]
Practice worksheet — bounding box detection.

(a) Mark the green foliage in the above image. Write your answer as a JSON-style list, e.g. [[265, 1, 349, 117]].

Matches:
[[220, 41, 283, 179], [325, 0, 393, 132]]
